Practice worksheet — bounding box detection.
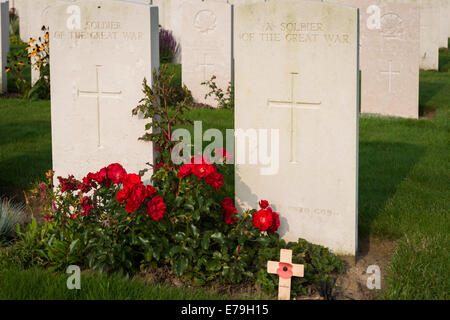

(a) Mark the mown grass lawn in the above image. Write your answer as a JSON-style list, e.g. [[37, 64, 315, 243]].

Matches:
[[0, 50, 449, 299], [0, 267, 232, 300]]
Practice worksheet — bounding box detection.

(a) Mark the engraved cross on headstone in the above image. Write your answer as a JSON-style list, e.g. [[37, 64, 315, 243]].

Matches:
[[267, 72, 321, 163], [199, 54, 214, 81], [380, 61, 399, 93], [77, 65, 122, 148]]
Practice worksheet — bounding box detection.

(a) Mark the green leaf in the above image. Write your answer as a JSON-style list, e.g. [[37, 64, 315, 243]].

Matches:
[[205, 259, 221, 272], [189, 224, 199, 238], [174, 232, 186, 242], [211, 232, 225, 245], [69, 239, 79, 254], [201, 236, 210, 250], [173, 256, 189, 276], [169, 245, 181, 257]]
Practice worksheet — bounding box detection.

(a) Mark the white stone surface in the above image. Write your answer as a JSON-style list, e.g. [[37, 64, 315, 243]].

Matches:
[[11, 0, 29, 42], [48, 0, 159, 182], [448, 0, 450, 39], [0, 0, 9, 93], [334, 0, 420, 119], [440, 0, 449, 48], [419, 0, 440, 70], [153, 0, 202, 63], [181, 0, 232, 107], [235, 1, 359, 255]]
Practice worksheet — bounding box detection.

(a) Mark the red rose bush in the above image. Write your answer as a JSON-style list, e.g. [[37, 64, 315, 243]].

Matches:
[[42, 156, 282, 282]]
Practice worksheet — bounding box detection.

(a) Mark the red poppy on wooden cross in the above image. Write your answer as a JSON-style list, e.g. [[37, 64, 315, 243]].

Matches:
[[267, 249, 304, 300]]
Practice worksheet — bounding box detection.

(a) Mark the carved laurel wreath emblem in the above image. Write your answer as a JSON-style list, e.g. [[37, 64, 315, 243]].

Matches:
[[381, 13, 404, 40], [194, 10, 217, 34]]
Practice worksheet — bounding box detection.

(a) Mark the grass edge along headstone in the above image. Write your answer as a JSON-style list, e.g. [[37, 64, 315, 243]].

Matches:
[[234, 0, 359, 255], [48, 0, 159, 184]]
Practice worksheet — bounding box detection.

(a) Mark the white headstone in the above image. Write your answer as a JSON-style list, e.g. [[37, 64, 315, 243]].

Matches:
[[334, 0, 420, 119], [10, 0, 29, 43], [0, 0, 9, 93], [153, 0, 202, 63], [419, 0, 440, 70], [181, 0, 232, 107], [448, 0, 450, 41], [440, 0, 449, 48], [235, 1, 359, 255], [48, 0, 159, 182]]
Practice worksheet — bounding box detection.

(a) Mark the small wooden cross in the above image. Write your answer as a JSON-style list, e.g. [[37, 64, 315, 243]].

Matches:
[[267, 249, 304, 300]]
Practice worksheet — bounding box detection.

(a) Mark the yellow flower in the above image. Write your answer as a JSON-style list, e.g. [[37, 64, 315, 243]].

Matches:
[[28, 38, 36, 44], [5, 67, 10, 73], [17, 62, 24, 66]]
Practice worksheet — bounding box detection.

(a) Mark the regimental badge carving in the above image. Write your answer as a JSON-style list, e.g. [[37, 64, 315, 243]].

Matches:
[[380, 13, 404, 40], [194, 10, 217, 34]]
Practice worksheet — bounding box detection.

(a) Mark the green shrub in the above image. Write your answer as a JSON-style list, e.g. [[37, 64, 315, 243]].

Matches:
[[201, 75, 234, 109]]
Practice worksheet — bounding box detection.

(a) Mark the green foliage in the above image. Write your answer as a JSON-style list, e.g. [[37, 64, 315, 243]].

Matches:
[[132, 64, 193, 163], [5, 26, 50, 99], [0, 198, 25, 239], [159, 28, 179, 64], [254, 238, 344, 296], [5, 41, 30, 97], [201, 75, 234, 109], [27, 26, 50, 100], [9, 10, 20, 37]]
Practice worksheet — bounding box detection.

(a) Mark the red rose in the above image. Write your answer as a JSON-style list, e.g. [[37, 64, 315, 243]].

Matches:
[[107, 163, 127, 184], [252, 209, 273, 231], [83, 172, 97, 185], [268, 209, 280, 234], [178, 164, 192, 178], [224, 212, 237, 225], [146, 185, 157, 197], [57, 175, 80, 192], [125, 201, 140, 214], [192, 163, 214, 178], [116, 187, 130, 204], [130, 183, 147, 202], [95, 168, 107, 184], [205, 168, 224, 191], [122, 173, 141, 188], [222, 197, 237, 225], [259, 200, 269, 209], [147, 195, 166, 220], [80, 196, 93, 216]]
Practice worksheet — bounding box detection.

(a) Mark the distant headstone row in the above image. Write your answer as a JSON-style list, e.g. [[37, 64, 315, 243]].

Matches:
[[8, 0, 450, 117]]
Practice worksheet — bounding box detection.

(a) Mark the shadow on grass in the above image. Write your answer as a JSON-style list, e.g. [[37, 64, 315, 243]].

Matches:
[[358, 141, 425, 240], [418, 80, 445, 116], [438, 48, 450, 72], [0, 120, 50, 147], [0, 150, 52, 199]]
